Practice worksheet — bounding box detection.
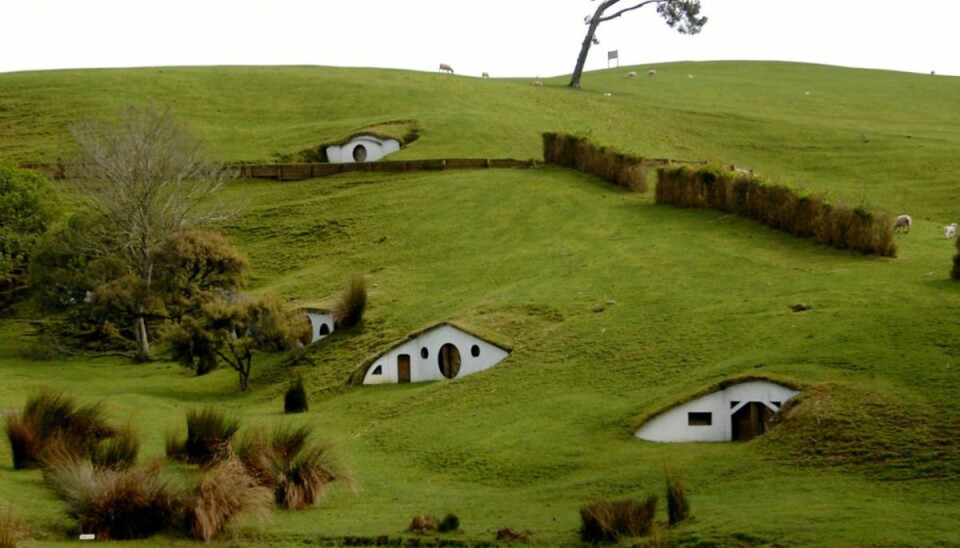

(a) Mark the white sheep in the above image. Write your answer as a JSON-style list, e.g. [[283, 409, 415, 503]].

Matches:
[[893, 214, 912, 234], [647, 69, 657, 77], [626, 71, 637, 79], [439, 63, 454, 74], [728, 164, 753, 177], [945, 223, 958, 239], [532, 80, 543, 87], [482, 72, 490, 78]]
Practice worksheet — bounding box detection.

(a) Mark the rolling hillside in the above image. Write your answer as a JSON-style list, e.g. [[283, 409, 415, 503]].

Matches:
[[1, 62, 959, 546]]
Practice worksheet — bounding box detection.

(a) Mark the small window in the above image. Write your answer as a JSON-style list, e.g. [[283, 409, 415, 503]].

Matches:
[[688, 412, 712, 426], [420, 347, 429, 359], [471, 344, 480, 357], [319, 324, 331, 335], [372, 365, 382, 375], [730, 400, 740, 409], [771, 401, 781, 409]]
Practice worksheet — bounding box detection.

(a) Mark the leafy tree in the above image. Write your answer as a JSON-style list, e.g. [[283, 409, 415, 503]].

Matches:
[[0, 163, 61, 309], [570, 0, 707, 89], [68, 105, 234, 361], [177, 295, 308, 391]]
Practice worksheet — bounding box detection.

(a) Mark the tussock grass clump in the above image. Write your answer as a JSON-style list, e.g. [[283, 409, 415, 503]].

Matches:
[[235, 423, 351, 510], [184, 455, 272, 541], [168, 407, 240, 466], [496, 527, 529, 543], [4, 389, 115, 470], [665, 473, 691, 526], [408, 514, 439, 534], [0, 506, 29, 548], [543, 132, 648, 192], [43, 459, 182, 540], [284, 376, 309, 414], [656, 165, 896, 256], [332, 275, 367, 328], [91, 425, 140, 470], [580, 496, 657, 543]]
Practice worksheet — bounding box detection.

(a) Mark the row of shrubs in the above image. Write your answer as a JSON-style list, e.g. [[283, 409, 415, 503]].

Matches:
[[2, 389, 350, 542], [542, 132, 650, 192], [656, 164, 897, 257]]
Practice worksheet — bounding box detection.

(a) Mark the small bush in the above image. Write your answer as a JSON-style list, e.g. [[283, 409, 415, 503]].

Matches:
[[496, 527, 529, 543], [91, 426, 140, 470], [580, 496, 657, 543], [43, 459, 182, 540], [284, 377, 309, 414], [438, 512, 460, 533], [5, 389, 115, 470], [666, 475, 690, 526], [0, 506, 29, 548], [235, 424, 351, 510], [332, 275, 367, 328], [952, 238, 960, 280], [181, 407, 240, 466], [408, 514, 439, 534], [184, 455, 272, 541]]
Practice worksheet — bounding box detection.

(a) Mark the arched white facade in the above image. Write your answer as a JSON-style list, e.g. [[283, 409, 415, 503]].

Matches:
[[305, 311, 334, 343], [634, 380, 799, 443], [362, 324, 510, 385], [326, 135, 401, 164]]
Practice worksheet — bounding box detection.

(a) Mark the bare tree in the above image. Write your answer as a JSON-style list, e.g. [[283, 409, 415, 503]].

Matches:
[[69, 105, 235, 361], [570, 0, 707, 89]]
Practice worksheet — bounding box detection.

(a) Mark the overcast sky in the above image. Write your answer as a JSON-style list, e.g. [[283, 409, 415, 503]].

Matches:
[[3, 1, 958, 78]]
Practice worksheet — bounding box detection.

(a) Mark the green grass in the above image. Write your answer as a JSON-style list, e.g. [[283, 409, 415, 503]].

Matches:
[[1, 62, 959, 545]]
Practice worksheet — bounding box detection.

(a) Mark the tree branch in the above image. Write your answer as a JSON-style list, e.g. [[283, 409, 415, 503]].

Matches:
[[598, 0, 663, 22]]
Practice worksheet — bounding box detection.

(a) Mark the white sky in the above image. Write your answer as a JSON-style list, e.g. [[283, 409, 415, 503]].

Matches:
[[2, 1, 958, 78]]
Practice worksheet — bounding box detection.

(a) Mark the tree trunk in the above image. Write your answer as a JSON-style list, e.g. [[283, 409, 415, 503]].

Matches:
[[134, 315, 150, 362], [570, 8, 605, 88]]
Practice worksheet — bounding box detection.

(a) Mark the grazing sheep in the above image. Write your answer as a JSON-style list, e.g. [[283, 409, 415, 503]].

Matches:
[[626, 71, 637, 79], [482, 72, 490, 78], [532, 80, 543, 87], [893, 214, 912, 234], [945, 223, 958, 239], [728, 164, 753, 177], [647, 69, 657, 77], [439, 63, 454, 74]]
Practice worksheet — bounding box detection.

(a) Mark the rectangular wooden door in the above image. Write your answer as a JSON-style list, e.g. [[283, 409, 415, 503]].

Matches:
[[397, 354, 411, 383]]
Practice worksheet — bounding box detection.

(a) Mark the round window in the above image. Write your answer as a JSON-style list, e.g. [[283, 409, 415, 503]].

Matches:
[[437, 343, 462, 379], [420, 347, 429, 359], [352, 144, 368, 162], [471, 344, 480, 357]]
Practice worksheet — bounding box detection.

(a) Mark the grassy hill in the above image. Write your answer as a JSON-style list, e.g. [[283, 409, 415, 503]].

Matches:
[[1, 62, 959, 546]]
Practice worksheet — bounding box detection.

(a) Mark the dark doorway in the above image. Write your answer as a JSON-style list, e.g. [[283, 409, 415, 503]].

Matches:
[[397, 354, 411, 383], [437, 343, 461, 379], [731, 402, 776, 441], [319, 323, 330, 336], [352, 144, 368, 162]]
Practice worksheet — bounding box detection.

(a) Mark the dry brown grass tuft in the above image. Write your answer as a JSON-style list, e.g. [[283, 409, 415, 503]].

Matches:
[[580, 496, 657, 543], [0, 506, 30, 548], [184, 455, 272, 541]]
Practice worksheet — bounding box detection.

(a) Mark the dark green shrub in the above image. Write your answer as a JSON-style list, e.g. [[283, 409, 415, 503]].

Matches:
[[666, 475, 691, 525], [579, 496, 657, 543], [43, 460, 182, 540], [333, 275, 367, 328], [180, 408, 240, 466], [284, 377, 309, 414], [953, 238, 960, 280], [438, 512, 460, 533]]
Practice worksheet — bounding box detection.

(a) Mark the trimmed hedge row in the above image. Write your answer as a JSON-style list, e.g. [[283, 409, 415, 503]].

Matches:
[[542, 132, 650, 192], [656, 164, 897, 257]]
